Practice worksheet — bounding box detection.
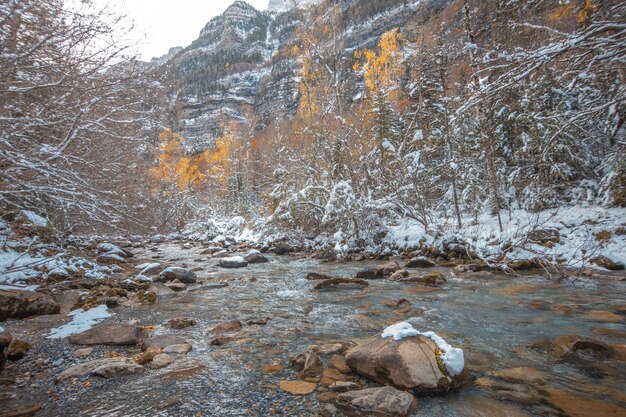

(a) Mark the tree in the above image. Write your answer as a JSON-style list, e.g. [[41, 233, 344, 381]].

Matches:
[[0, 0, 154, 231]]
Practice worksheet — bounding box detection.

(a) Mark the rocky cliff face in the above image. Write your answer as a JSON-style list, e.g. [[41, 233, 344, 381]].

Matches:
[[154, 0, 440, 147]]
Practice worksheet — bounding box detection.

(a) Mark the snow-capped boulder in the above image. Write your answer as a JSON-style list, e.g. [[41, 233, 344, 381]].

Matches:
[[345, 324, 466, 394], [219, 256, 248, 268], [244, 252, 269, 264], [157, 267, 197, 284]]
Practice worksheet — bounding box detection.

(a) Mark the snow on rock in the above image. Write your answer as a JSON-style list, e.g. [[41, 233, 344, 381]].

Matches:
[[0, 249, 45, 284], [420, 331, 465, 377], [135, 262, 160, 270], [381, 322, 465, 377], [381, 322, 419, 341], [20, 210, 49, 227], [47, 305, 112, 339]]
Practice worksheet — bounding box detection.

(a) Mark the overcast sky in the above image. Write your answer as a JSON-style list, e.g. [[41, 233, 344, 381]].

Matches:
[[93, 0, 269, 60]]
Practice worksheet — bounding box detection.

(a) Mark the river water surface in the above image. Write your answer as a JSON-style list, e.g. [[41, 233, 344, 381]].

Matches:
[[4, 242, 626, 416]]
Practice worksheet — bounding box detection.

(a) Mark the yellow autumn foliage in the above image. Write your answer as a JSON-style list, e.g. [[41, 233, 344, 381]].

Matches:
[[354, 28, 404, 105]]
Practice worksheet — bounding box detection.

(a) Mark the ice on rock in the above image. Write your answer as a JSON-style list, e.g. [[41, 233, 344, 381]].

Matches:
[[381, 322, 465, 376], [47, 305, 111, 339]]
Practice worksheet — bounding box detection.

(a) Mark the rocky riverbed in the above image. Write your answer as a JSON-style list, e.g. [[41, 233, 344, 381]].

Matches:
[[1, 239, 626, 417]]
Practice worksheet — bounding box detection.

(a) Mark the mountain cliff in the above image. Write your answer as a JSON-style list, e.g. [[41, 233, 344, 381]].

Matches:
[[154, 0, 429, 146]]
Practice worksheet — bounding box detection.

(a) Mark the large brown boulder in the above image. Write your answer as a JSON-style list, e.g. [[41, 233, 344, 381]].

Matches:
[[68, 324, 147, 345], [0, 330, 12, 371], [336, 386, 418, 417], [0, 290, 60, 321], [345, 335, 463, 394]]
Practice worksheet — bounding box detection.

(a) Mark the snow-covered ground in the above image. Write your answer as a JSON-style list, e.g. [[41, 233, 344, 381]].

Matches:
[[385, 205, 626, 269]]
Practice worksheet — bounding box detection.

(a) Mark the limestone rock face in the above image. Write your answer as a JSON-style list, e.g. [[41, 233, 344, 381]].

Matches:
[[345, 335, 461, 393], [336, 386, 418, 417]]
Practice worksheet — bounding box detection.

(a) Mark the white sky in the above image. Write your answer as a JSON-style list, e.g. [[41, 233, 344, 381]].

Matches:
[[92, 0, 269, 60]]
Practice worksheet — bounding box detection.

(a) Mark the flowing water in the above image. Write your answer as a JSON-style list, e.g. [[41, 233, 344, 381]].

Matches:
[[3, 242, 626, 416]]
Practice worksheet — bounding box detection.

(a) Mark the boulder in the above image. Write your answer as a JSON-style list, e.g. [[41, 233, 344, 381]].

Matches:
[[164, 282, 187, 292], [245, 253, 269, 264], [96, 254, 127, 264], [209, 320, 242, 335], [336, 386, 418, 417], [218, 256, 248, 268], [397, 272, 447, 286], [405, 257, 436, 268], [551, 334, 614, 361], [273, 243, 295, 255], [163, 343, 192, 354], [357, 261, 401, 279], [314, 278, 369, 290], [299, 351, 322, 378], [157, 267, 197, 284], [57, 357, 144, 382], [135, 263, 162, 276], [6, 339, 31, 361], [133, 346, 162, 364], [151, 353, 174, 369], [168, 318, 196, 329], [69, 324, 147, 345], [279, 380, 316, 395], [389, 270, 409, 281], [306, 272, 335, 281], [0, 330, 12, 371], [329, 381, 359, 392], [142, 335, 188, 350], [345, 335, 463, 393], [0, 290, 60, 321], [378, 260, 401, 276], [590, 256, 625, 271]]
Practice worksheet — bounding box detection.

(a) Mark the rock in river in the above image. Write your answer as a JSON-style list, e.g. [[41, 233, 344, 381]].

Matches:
[[157, 267, 197, 284], [57, 357, 144, 382], [69, 324, 147, 346], [345, 334, 465, 394], [279, 380, 317, 395], [245, 252, 269, 264], [404, 256, 436, 268], [336, 386, 418, 417], [219, 256, 249, 268], [0, 290, 60, 321]]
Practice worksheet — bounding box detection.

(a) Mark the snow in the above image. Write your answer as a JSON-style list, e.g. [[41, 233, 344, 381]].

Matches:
[[134, 274, 153, 282], [21, 210, 48, 227], [420, 331, 465, 377], [381, 322, 465, 377], [47, 305, 111, 339], [246, 249, 261, 256], [0, 325, 4, 333], [222, 256, 246, 263], [381, 322, 420, 340], [0, 249, 45, 284], [384, 205, 626, 270], [136, 262, 160, 270]]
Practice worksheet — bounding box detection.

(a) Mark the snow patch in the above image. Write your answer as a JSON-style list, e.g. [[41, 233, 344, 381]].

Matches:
[[47, 305, 111, 339]]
